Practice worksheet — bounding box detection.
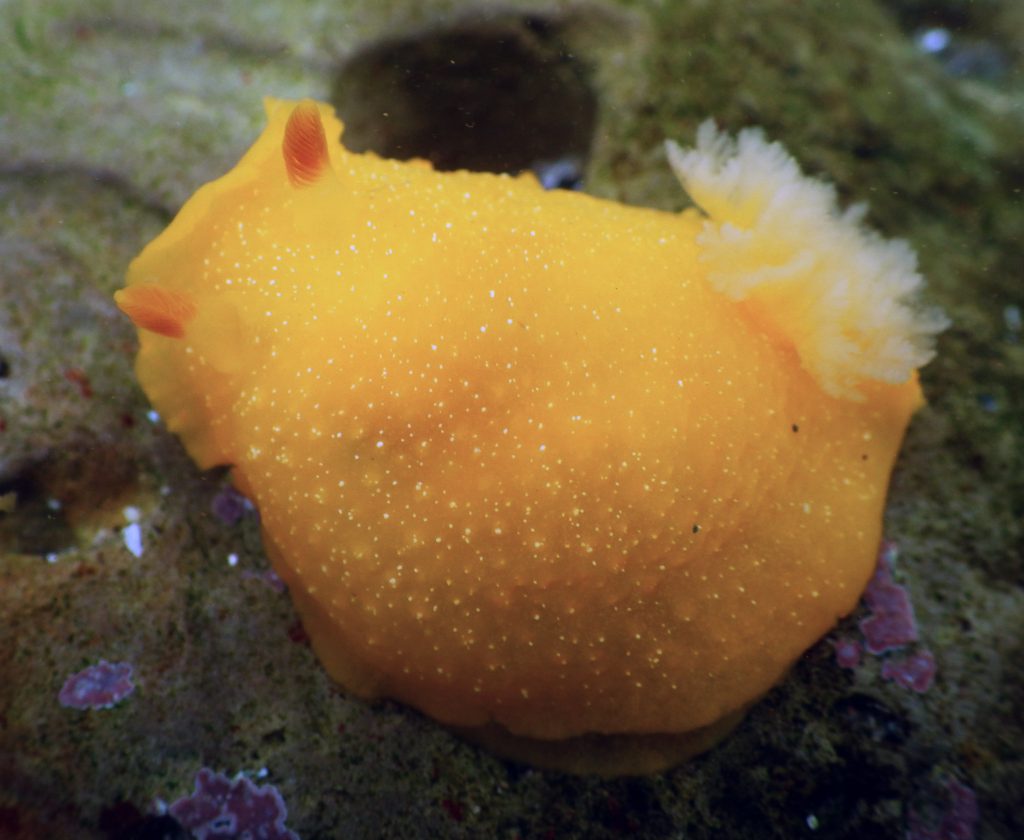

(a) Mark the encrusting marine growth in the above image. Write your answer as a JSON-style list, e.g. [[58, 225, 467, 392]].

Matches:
[[115, 98, 946, 775]]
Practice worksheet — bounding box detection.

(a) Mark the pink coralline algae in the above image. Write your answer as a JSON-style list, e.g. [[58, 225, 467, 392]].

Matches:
[[833, 541, 938, 692], [169, 768, 298, 840], [832, 637, 863, 670], [882, 649, 938, 693], [859, 542, 919, 654], [212, 486, 250, 525], [908, 778, 979, 840], [58, 660, 135, 710]]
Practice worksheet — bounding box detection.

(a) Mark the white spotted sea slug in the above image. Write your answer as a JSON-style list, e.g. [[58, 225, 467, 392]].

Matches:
[[115, 98, 946, 775]]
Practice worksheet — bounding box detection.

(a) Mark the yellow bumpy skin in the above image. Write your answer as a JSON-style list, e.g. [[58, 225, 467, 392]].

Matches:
[[116, 99, 945, 775]]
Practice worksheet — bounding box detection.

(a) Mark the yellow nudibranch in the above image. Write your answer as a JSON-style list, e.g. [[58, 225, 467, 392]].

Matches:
[[116, 98, 945, 775]]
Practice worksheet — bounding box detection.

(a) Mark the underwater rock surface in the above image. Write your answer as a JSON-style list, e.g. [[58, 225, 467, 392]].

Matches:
[[1, 0, 1021, 837]]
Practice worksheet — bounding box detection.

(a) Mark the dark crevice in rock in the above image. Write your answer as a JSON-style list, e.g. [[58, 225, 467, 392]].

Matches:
[[331, 12, 600, 180], [0, 444, 138, 556]]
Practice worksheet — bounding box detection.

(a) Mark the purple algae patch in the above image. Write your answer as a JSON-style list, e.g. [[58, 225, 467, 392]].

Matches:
[[859, 542, 919, 654], [908, 778, 979, 840], [832, 541, 938, 693], [169, 768, 298, 840], [241, 568, 287, 594], [211, 486, 250, 525], [882, 649, 937, 693], [832, 636, 863, 669], [58, 660, 135, 710]]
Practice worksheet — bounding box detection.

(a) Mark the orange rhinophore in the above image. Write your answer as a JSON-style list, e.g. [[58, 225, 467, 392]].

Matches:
[[114, 285, 196, 339], [282, 99, 330, 187]]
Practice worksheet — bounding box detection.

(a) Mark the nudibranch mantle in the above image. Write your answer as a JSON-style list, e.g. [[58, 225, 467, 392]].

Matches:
[[116, 98, 944, 775]]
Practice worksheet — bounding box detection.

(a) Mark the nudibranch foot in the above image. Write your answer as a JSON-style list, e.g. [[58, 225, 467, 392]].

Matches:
[[451, 704, 755, 777]]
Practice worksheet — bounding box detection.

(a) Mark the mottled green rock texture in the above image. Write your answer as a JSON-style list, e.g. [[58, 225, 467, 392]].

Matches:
[[1, 0, 1021, 837]]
